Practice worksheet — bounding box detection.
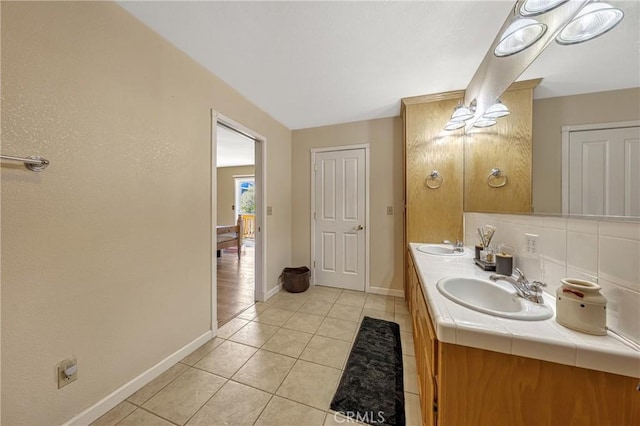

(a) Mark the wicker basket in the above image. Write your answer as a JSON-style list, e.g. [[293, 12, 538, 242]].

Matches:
[[281, 266, 310, 293]]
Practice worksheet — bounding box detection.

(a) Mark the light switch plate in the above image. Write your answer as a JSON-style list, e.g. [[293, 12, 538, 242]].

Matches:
[[267, 206, 273, 216], [387, 206, 393, 215]]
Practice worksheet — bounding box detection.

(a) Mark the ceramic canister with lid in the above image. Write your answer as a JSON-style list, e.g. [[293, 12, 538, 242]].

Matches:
[[555, 278, 607, 335]]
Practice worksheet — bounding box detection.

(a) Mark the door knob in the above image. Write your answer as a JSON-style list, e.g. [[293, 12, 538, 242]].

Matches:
[[353, 225, 364, 231]]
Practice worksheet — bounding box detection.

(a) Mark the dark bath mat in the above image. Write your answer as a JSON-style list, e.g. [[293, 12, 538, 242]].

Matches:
[[330, 316, 405, 426]]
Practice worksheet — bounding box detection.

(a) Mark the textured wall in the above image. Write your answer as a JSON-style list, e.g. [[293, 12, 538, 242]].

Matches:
[[217, 166, 255, 226], [291, 117, 404, 293], [1, 2, 290, 424], [532, 88, 640, 213]]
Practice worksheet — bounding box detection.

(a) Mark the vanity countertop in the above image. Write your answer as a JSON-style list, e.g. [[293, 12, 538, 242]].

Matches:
[[409, 243, 640, 379]]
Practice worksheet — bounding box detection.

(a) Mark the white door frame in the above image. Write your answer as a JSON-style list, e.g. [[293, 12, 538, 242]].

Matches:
[[310, 144, 370, 292], [561, 120, 640, 215], [211, 110, 267, 335]]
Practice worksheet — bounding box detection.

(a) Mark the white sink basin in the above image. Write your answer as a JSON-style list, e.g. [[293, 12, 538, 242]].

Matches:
[[417, 244, 466, 256], [436, 276, 553, 321]]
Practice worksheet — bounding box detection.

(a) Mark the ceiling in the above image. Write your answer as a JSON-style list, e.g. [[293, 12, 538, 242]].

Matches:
[[119, 1, 639, 130], [216, 125, 255, 168]]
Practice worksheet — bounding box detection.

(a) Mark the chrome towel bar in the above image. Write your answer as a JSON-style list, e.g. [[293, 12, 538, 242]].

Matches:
[[0, 154, 50, 172]]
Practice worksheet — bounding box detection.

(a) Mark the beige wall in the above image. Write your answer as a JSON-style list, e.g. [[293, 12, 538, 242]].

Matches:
[[291, 117, 404, 293], [532, 88, 640, 213], [217, 166, 255, 225], [1, 2, 291, 425]]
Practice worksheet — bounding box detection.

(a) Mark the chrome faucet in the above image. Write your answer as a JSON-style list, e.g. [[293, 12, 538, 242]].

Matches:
[[489, 268, 547, 304], [443, 239, 465, 252]]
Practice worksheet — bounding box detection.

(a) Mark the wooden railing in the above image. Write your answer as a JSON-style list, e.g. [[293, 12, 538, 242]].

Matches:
[[241, 214, 255, 239]]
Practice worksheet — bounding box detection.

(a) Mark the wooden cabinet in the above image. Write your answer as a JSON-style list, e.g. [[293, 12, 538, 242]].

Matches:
[[407, 249, 640, 426]]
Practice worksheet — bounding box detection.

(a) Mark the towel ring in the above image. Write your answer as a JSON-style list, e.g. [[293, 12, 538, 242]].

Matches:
[[487, 168, 507, 188], [425, 170, 443, 189]]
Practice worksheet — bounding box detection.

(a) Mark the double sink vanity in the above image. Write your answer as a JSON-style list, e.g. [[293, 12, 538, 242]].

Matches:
[[406, 243, 640, 426]]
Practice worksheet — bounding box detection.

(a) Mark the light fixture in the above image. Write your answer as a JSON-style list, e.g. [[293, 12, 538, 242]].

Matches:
[[444, 120, 465, 131], [473, 118, 497, 128], [494, 18, 548, 57], [519, 0, 568, 17], [483, 100, 510, 119], [450, 104, 474, 122], [556, 2, 624, 45]]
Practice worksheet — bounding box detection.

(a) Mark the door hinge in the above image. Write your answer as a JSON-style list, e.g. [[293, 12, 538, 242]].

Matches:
[[314, 163, 319, 172], [313, 212, 317, 220], [313, 261, 316, 268]]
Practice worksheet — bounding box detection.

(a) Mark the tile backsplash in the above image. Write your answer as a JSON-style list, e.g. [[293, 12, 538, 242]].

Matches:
[[464, 212, 640, 345]]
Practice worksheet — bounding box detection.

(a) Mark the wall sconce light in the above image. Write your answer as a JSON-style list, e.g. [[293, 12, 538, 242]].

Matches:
[[444, 120, 465, 131], [494, 18, 548, 57], [450, 103, 475, 122], [483, 100, 510, 119], [494, 0, 625, 58], [518, 0, 568, 17], [556, 2, 624, 45], [473, 117, 498, 128]]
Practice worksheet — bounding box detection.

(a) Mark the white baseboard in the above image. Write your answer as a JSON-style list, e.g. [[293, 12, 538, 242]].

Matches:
[[265, 283, 281, 301], [367, 286, 404, 298], [63, 331, 213, 426]]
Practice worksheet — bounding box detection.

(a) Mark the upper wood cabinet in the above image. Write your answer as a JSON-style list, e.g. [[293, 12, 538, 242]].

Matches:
[[402, 80, 539, 246], [402, 91, 465, 244], [464, 80, 538, 213]]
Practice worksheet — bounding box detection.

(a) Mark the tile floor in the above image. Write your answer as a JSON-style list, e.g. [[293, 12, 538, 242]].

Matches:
[[92, 286, 422, 426]]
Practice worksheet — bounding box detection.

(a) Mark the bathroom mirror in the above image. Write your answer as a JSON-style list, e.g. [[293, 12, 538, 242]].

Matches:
[[464, 0, 640, 218]]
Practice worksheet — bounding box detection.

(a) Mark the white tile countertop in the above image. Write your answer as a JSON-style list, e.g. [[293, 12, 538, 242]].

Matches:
[[409, 243, 640, 379]]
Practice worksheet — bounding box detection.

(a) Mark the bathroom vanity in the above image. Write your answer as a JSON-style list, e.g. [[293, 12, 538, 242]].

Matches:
[[406, 244, 640, 426]]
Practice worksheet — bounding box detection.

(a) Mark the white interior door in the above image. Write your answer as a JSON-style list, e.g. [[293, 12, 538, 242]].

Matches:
[[313, 148, 366, 291], [569, 126, 640, 216]]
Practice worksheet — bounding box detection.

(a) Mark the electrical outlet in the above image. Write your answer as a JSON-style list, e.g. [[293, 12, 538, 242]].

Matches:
[[57, 357, 78, 389], [524, 233, 539, 256], [386, 206, 393, 215]]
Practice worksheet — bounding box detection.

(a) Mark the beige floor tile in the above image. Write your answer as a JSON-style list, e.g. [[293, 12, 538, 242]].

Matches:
[[276, 359, 341, 410], [278, 290, 312, 301], [263, 292, 283, 305], [300, 335, 352, 369], [217, 317, 250, 339], [403, 355, 419, 395], [232, 349, 296, 393], [261, 328, 313, 358], [254, 307, 295, 326], [327, 303, 362, 322], [360, 308, 394, 322], [364, 294, 395, 312], [187, 381, 271, 426], [298, 298, 334, 316], [307, 286, 343, 303], [194, 340, 257, 378], [395, 313, 413, 332], [90, 401, 136, 426], [228, 321, 279, 347], [404, 391, 422, 426], [270, 297, 305, 312], [180, 338, 225, 366], [400, 330, 416, 357], [117, 409, 174, 426], [282, 311, 325, 333], [236, 303, 268, 321], [316, 317, 359, 342], [335, 290, 367, 308], [142, 368, 226, 425], [127, 363, 189, 405], [255, 396, 325, 426], [395, 299, 410, 315]]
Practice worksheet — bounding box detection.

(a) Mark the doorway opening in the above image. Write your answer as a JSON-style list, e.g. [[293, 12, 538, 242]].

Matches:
[[211, 111, 266, 332]]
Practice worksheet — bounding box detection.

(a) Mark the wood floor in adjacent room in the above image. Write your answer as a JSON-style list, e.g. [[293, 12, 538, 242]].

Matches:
[[217, 243, 255, 327]]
